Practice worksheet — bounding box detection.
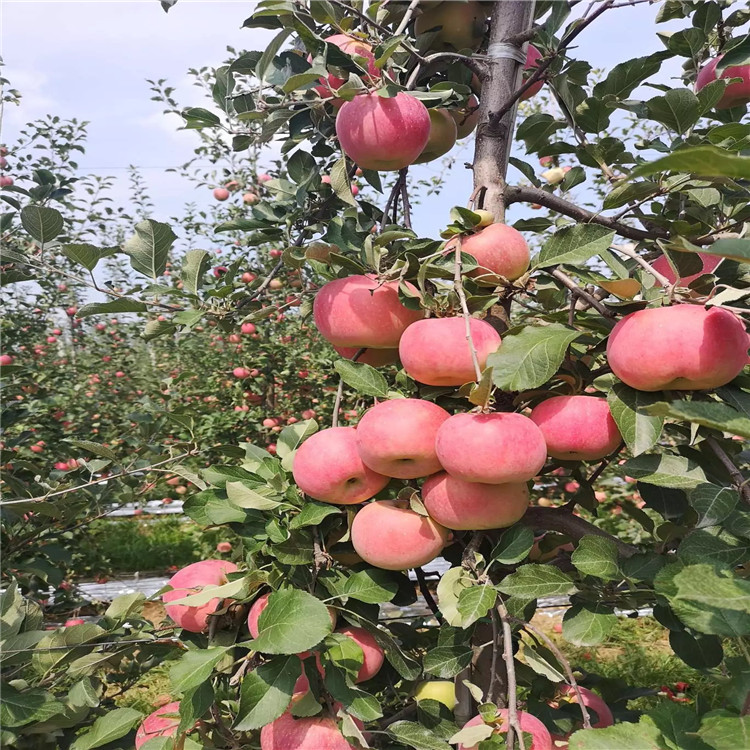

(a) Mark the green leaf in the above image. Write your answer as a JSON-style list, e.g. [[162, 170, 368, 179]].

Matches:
[[592, 54, 666, 100], [183, 489, 248, 526], [643, 400, 750, 439], [697, 237, 750, 263], [21, 205, 64, 244], [490, 525, 534, 565], [602, 180, 660, 210], [568, 715, 662, 750], [698, 714, 750, 750], [562, 603, 617, 646], [488, 324, 581, 392], [226, 481, 281, 510], [423, 645, 473, 679], [631, 145, 750, 179], [234, 655, 301, 730], [77, 299, 147, 318], [257, 28, 292, 83], [124, 219, 177, 279], [456, 585, 497, 628], [342, 569, 399, 604], [32, 623, 107, 675], [0, 684, 64, 728], [689, 483, 739, 528], [104, 592, 145, 624], [277, 419, 318, 471], [645, 89, 700, 135], [250, 589, 333, 654], [70, 707, 142, 749], [607, 384, 664, 457], [669, 630, 723, 669], [181, 249, 210, 295], [535, 224, 615, 268], [143, 319, 176, 340], [622, 454, 707, 489], [388, 721, 452, 750], [67, 439, 119, 463], [334, 360, 389, 397], [169, 648, 229, 693], [497, 564, 578, 599], [62, 243, 110, 271], [571, 536, 620, 581], [165, 577, 247, 607], [181, 107, 221, 128], [522, 643, 566, 682], [330, 156, 357, 207], [289, 502, 341, 529]]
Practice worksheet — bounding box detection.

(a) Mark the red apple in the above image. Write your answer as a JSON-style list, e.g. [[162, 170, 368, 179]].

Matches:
[[351, 500, 449, 570], [530, 395, 621, 461], [0, 354, 13, 365], [261, 712, 357, 750], [0, 176, 13, 187], [233, 367, 251, 379], [248, 591, 338, 639], [457, 223, 530, 283], [335, 92, 431, 171], [458, 711, 553, 750], [607, 305, 748, 391], [549, 684, 613, 745], [313, 274, 423, 349], [135, 702, 183, 750], [314, 33, 380, 98], [398, 317, 501, 386], [650, 253, 722, 286], [435, 412, 547, 483], [522, 44, 544, 100], [162, 559, 239, 633], [422, 472, 529, 530], [414, 108, 458, 164], [292, 426, 390, 504], [336, 626, 384, 682], [356, 398, 450, 478], [695, 55, 750, 109], [64, 618, 86, 626]]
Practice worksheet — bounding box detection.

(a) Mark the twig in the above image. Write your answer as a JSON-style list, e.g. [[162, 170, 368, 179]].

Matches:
[[1, 451, 198, 507], [505, 185, 665, 242], [377, 703, 417, 728], [414, 567, 443, 623], [331, 377, 345, 428], [497, 601, 525, 750], [400, 174, 413, 230], [237, 258, 284, 311], [611, 243, 671, 287], [706, 436, 750, 508], [454, 238, 483, 383], [462, 531, 486, 570], [406, 51, 484, 90], [488, 607, 501, 703], [394, 0, 420, 36], [550, 268, 617, 320], [511, 617, 592, 730]]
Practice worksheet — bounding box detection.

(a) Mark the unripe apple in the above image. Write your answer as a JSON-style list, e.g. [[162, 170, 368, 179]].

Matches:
[[415, 1, 489, 51], [269, 278, 283, 290], [162, 560, 239, 633], [351, 500, 449, 570], [260, 712, 357, 750], [414, 108, 458, 164], [398, 317, 501, 386], [473, 208, 494, 227], [415, 680, 456, 711], [422, 472, 529, 530], [356, 398, 450, 478], [292, 426, 390, 504], [333, 346, 399, 367], [451, 95, 480, 139], [435, 412, 547, 484], [457, 223, 530, 283], [313, 33, 380, 99], [530, 395, 621, 461], [213, 187, 230, 201], [542, 166, 567, 185], [135, 702, 183, 749], [458, 711, 553, 750], [650, 253, 721, 286], [243, 192, 259, 205], [336, 92, 431, 171], [696, 55, 750, 109], [607, 305, 748, 391], [314, 274, 423, 349]]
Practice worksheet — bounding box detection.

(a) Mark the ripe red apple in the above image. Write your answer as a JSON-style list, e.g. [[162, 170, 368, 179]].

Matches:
[[314, 33, 380, 98], [248, 591, 337, 639], [314, 274, 423, 349], [650, 253, 722, 286], [213, 187, 230, 201], [258, 173, 272, 183], [336, 626, 384, 682], [414, 108, 458, 163], [607, 305, 748, 391], [415, 1, 489, 51], [135, 702, 182, 750], [457, 223, 530, 283], [292, 426, 390, 504], [422, 472, 529, 530], [261, 712, 357, 750], [356, 398, 450, 478], [458, 711, 553, 750], [451, 95, 480, 139], [398, 317, 501, 386], [696, 55, 750, 109], [0, 354, 13, 365], [335, 92, 431, 171], [64, 618, 86, 626], [351, 500, 449, 570], [162, 559, 239, 633], [435, 412, 547, 484], [334, 346, 399, 367], [549, 684, 613, 745], [0, 176, 13, 187], [530, 395, 621, 461], [241, 272, 257, 283], [522, 44, 544, 99], [233, 367, 251, 379]]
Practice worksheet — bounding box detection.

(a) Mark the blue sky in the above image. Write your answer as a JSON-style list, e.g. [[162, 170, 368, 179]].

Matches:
[[2, 1, 685, 240]]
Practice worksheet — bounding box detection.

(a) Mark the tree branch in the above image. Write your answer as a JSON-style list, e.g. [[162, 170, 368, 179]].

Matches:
[[549, 268, 617, 320], [706, 436, 750, 508], [497, 601, 525, 750], [414, 567, 443, 623]]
